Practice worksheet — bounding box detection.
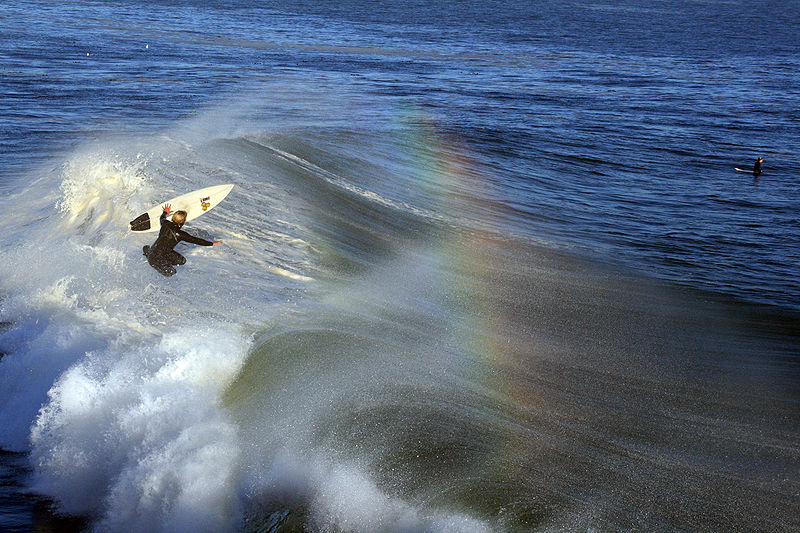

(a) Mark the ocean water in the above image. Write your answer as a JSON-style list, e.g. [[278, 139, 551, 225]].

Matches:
[[1, 0, 798, 531]]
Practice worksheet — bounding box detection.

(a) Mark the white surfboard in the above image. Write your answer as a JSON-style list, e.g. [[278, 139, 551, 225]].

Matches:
[[129, 184, 234, 233]]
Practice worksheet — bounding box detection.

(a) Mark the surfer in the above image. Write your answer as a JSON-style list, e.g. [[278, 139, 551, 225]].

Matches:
[[753, 157, 763, 177], [143, 203, 221, 277]]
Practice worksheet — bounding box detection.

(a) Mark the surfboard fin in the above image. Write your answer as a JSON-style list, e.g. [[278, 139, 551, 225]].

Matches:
[[129, 213, 151, 231]]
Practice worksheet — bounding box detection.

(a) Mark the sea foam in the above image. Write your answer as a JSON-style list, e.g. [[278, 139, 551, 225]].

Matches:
[[30, 328, 246, 531]]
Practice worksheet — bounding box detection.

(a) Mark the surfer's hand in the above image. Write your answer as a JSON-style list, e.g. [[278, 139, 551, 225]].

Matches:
[[162, 203, 173, 214], [212, 240, 222, 246]]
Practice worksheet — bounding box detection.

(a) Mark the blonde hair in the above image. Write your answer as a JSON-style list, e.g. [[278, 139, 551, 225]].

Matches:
[[172, 210, 187, 226]]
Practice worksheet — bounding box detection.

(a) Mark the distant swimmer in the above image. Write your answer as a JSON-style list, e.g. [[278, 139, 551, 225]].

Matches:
[[143, 203, 221, 277], [753, 156, 763, 177]]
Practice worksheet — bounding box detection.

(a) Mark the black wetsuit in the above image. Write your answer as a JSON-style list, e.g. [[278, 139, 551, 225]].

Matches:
[[753, 159, 762, 177], [143, 211, 213, 276]]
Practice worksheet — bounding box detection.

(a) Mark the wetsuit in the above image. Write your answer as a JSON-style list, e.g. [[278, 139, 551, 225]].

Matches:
[[143, 211, 214, 276], [753, 159, 762, 177]]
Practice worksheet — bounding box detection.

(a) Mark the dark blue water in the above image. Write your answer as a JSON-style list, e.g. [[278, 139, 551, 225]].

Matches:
[[1, 1, 799, 531]]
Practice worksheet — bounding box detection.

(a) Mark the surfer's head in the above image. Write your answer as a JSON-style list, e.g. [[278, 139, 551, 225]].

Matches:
[[172, 210, 187, 227]]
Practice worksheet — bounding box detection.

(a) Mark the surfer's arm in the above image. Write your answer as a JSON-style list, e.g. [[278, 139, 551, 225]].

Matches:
[[177, 231, 215, 246]]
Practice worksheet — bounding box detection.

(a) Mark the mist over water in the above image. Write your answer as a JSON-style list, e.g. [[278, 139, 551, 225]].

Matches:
[[1, 0, 799, 531]]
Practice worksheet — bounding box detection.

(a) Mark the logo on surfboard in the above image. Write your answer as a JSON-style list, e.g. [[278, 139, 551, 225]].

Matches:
[[200, 196, 211, 211]]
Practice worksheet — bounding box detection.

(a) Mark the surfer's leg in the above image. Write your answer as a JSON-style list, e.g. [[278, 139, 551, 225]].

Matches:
[[167, 251, 186, 265], [148, 254, 177, 277], [152, 262, 177, 277], [158, 264, 177, 277], [143, 245, 150, 257]]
